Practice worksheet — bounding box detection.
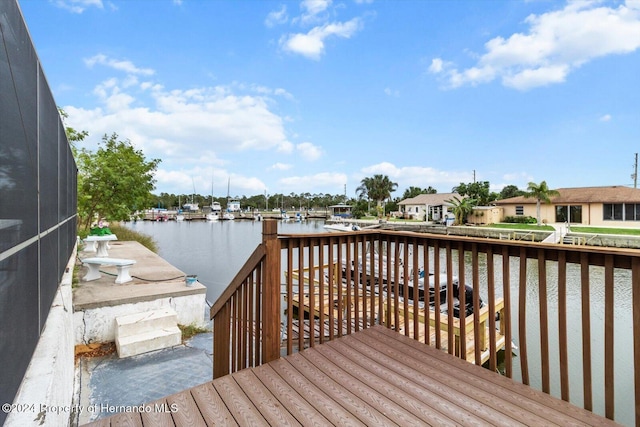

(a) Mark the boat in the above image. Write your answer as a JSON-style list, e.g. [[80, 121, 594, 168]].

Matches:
[[340, 252, 485, 318], [175, 196, 185, 221], [222, 177, 238, 220], [323, 223, 361, 232], [384, 271, 486, 318], [205, 175, 219, 221]]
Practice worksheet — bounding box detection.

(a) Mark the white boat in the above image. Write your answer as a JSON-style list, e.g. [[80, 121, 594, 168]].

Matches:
[[206, 212, 219, 222], [222, 211, 235, 220], [211, 201, 222, 213], [176, 214, 185, 222], [323, 223, 361, 232]]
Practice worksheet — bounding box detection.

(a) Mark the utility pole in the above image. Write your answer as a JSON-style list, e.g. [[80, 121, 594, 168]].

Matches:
[[632, 154, 638, 188], [473, 170, 476, 183]]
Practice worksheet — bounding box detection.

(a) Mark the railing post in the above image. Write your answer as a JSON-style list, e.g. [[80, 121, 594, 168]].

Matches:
[[213, 304, 230, 379], [262, 219, 281, 363]]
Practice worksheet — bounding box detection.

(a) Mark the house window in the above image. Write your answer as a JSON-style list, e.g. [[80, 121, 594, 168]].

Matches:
[[603, 204, 623, 221], [515, 206, 524, 215], [556, 205, 582, 223], [625, 204, 635, 221], [570, 205, 582, 223]]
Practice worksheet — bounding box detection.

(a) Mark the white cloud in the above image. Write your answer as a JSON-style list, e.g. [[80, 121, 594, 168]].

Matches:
[[600, 113, 612, 122], [429, 58, 445, 73], [51, 0, 103, 13], [280, 18, 362, 60], [298, 0, 332, 25], [431, 1, 640, 90], [296, 142, 323, 161], [265, 5, 288, 27], [384, 87, 399, 97], [84, 54, 155, 76], [63, 70, 296, 182], [269, 162, 293, 171]]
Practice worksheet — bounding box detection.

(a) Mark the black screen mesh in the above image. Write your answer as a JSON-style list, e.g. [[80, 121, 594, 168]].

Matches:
[[0, 1, 78, 420]]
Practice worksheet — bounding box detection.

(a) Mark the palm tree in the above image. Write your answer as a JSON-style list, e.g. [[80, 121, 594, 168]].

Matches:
[[356, 174, 398, 217], [524, 181, 560, 226], [445, 195, 476, 225]]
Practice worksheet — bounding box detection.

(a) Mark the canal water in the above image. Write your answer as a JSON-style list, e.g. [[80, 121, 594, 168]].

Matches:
[[124, 219, 634, 426], [124, 219, 327, 303]]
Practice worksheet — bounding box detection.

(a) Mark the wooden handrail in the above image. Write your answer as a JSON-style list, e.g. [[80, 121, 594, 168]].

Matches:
[[210, 222, 640, 425], [209, 243, 265, 319]]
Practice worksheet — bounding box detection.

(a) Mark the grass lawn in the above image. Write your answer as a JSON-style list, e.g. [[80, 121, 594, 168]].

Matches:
[[570, 226, 640, 236], [487, 223, 640, 236], [486, 223, 555, 231]]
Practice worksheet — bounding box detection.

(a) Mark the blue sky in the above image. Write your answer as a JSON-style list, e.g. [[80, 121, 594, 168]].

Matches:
[[18, 0, 640, 199]]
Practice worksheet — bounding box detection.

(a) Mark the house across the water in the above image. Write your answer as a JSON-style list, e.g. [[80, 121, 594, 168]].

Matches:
[[398, 192, 458, 223], [495, 185, 640, 226], [328, 203, 353, 219]]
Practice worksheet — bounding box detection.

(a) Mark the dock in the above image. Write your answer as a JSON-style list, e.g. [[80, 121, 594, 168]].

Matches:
[[287, 266, 507, 365], [74, 240, 207, 344]]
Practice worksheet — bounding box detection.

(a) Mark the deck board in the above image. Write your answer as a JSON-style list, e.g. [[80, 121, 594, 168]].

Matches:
[[139, 398, 173, 427], [211, 375, 266, 426], [252, 364, 331, 426], [189, 382, 238, 426], [165, 389, 206, 427], [84, 325, 621, 427], [232, 369, 302, 426]]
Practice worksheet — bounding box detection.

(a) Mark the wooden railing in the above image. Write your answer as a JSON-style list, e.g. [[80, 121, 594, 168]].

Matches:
[[211, 219, 640, 425]]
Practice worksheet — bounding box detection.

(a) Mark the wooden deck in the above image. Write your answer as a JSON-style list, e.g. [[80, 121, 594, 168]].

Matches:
[[85, 325, 618, 427]]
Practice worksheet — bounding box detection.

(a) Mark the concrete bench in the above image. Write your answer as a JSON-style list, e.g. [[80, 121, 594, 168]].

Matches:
[[84, 234, 118, 257], [81, 257, 136, 284]]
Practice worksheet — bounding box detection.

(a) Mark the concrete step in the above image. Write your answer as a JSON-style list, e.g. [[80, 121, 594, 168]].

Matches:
[[114, 308, 182, 358], [115, 308, 178, 338], [116, 326, 182, 358]]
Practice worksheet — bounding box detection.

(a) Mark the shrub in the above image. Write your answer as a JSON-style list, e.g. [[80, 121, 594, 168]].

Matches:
[[504, 215, 537, 224]]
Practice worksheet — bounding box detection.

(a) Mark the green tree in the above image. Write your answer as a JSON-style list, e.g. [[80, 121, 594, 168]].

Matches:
[[356, 174, 398, 217], [523, 181, 560, 226], [452, 181, 498, 206], [499, 185, 524, 200], [77, 133, 160, 230], [445, 195, 476, 225], [59, 107, 88, 155], [402, 186, 437, 199], [351, 199, 369, 219]]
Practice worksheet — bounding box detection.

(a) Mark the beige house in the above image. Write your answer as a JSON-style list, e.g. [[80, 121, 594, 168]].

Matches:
[[398, 193, 459, 222], [494, 186, 640, 227]]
